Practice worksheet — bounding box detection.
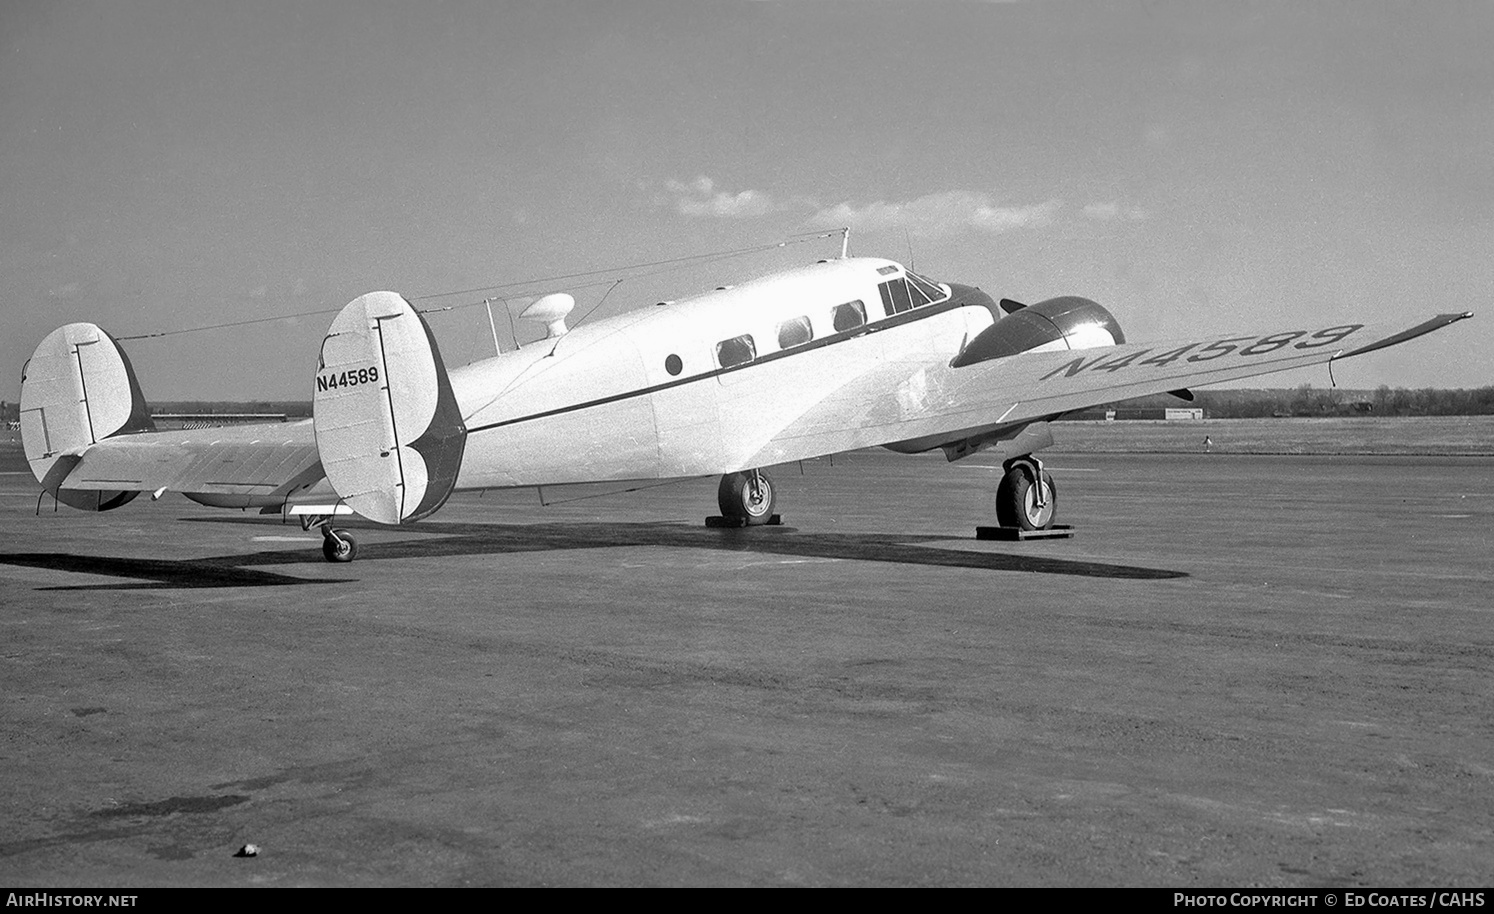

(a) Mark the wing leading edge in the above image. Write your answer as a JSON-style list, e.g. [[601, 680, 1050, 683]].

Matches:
[[745, 312, 1473, 465]]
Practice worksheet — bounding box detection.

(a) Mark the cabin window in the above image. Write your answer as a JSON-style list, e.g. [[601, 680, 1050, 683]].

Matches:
[[665, 354, 683, 376], [832, 300, 866, 333], [777, 316, 813, 349], [716, 334, 756, 369]]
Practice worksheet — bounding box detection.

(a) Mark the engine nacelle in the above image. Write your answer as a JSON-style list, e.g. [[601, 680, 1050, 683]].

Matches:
[[950, 296, 1125, 367]]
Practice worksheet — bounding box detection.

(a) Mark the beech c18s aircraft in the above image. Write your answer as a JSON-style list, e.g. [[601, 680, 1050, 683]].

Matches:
[[19, 254, 1471, 562]]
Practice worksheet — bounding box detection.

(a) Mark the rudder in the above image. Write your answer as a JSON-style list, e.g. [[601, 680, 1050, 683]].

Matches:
[[312, 291, 466, 525]]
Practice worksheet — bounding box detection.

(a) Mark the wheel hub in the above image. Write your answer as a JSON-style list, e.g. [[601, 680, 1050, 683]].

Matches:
[[745, 479, 771, 515], [1024, 481, 1054, 526]]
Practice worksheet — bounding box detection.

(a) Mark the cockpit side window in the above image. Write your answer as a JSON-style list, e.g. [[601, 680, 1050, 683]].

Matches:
[[716, 334, 756, 369], [777, 316, 813, 349], [832, 300, 867, 332], [879, 278, 915, 314]]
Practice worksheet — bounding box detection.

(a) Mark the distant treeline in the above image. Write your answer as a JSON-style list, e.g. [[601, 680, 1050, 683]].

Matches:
[[1100, 386, 1494, 418], [4, 388, 1493, 423], [149, 401, 313, 418]]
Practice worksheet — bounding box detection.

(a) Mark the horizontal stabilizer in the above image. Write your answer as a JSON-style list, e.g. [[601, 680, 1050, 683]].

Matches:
[[313, 292, 466, 525]]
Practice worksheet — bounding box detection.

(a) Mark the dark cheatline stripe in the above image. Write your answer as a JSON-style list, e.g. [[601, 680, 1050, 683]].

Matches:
[[465, 292, 989, 436]]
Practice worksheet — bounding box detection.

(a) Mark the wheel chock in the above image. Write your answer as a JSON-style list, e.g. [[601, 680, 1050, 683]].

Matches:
[[975, 524, 1074, 541], [705, 514, 783, 528]]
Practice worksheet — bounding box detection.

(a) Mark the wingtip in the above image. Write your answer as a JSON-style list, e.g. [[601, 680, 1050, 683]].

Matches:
[[1338, 311, 1472, 360]]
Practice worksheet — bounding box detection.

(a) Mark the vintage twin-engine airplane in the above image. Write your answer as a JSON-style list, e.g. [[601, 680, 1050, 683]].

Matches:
[[19, 255, 1470, 562]]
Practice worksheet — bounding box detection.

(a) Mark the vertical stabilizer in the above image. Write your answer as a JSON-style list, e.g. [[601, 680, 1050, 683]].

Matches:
[[19, 322, 155, 510], [312, 292, 467, 525]]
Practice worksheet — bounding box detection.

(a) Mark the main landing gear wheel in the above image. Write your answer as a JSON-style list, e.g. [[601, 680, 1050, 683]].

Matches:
[[996, 462, 1057, 531], [322, 528, 358, 563], [717, 470, 777, 525]]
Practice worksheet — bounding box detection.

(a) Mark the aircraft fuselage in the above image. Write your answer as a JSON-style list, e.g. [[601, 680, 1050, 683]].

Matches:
[[447, 257, 1003, 488]]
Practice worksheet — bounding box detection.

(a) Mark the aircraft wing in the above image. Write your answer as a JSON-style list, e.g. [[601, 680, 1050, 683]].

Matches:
[[48, 420, 323, 498], [746, 312, 1473, 464]]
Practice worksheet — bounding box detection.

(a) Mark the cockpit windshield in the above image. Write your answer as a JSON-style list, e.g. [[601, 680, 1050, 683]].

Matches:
[[906, 271, 949, 304], [878, 269, 950, 315]]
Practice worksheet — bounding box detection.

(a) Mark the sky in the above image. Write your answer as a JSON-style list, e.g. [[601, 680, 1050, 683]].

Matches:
[[3, 0, 1492, 403]]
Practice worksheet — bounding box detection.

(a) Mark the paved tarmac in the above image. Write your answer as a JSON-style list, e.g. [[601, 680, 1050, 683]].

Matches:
[[1, 449, 1490, 886]]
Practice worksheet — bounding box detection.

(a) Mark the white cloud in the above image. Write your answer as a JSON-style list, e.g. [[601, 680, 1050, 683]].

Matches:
[[655, 181, 1077, 234], [808, 191, 1061, 238], [682, 188, 778, 218], [666, 176, 715, 197], [657, 175, 786, 218]]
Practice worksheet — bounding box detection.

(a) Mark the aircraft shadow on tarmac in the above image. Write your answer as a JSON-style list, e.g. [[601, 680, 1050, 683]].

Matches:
[[0, 552, 357, 590], [0, 518, 1187, 589]]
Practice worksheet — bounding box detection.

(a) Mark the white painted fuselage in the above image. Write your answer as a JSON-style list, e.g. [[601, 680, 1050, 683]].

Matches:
[[446, 257, 995, 489]]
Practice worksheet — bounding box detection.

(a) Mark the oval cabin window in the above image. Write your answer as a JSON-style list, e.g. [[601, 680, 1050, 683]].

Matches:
[[715, 334, 756, 369], [832, 300, 866, 333], [777, 316, 813, 349]]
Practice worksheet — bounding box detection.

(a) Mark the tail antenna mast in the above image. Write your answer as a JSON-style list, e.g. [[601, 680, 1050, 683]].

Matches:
[[840, 226, 851, 259]]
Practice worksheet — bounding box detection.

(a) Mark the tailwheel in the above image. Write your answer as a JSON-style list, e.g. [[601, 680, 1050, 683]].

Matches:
[[717, 469, 778, 525], [322, 528, 358, 563], [996, 459, 1057, 531]]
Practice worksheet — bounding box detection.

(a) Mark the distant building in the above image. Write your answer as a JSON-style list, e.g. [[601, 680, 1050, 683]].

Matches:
[[1165, 408, 1204, 421], [1062, 406, 1208, 421]]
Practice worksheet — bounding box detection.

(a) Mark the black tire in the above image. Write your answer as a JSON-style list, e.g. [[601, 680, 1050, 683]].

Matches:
[[322, 530, 358, 563], [995, 468, 1057, 531], [717, 471, 777, 525]]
